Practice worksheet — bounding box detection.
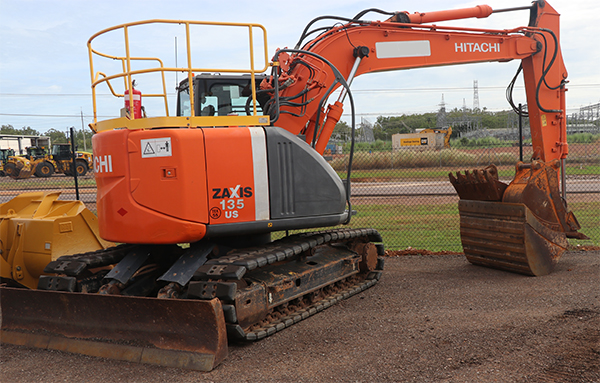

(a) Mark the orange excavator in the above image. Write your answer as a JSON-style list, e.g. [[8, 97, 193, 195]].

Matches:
[[0, 0, 584, 371]]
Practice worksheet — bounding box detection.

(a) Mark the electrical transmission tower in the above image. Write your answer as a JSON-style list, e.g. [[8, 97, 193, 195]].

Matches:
[[473, 80, 480, 110], [437, 94, 447, 127]]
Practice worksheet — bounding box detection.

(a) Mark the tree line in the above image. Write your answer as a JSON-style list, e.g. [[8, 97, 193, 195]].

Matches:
[[334, 108, 525, 141], [1, 125, 93, 152]]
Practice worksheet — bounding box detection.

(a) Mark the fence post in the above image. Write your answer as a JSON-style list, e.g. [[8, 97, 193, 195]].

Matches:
[[70, 127, 80, 201], [518, 103, 523, 162]]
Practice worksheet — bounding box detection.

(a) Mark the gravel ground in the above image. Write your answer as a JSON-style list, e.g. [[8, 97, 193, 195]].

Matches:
[[1, 250, 598, 383]]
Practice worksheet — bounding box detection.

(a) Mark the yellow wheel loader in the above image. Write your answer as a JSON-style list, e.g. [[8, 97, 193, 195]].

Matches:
[[0, 148, 15, 176], [4, 146, 48, 179], [5, 144, 93, 179]]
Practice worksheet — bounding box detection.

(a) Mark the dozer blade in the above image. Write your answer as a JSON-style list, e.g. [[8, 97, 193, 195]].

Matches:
[[0, 286, 228, 371], [458, 200, 567, 276]]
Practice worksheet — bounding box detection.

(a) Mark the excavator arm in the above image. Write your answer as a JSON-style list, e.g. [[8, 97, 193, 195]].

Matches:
[[264, 1, 566, 162]]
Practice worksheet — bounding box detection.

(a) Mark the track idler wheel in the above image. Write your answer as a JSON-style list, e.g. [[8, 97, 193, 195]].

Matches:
[[353, 242, 378, 273]]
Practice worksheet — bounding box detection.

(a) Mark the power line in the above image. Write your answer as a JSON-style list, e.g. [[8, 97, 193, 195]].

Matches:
[[0, 83, 597, 97], [0, 93, 176, 97], [349, 84, 600, 93], [0, 93, 93, 97], [0, 113, 95, 118], [0, 112, 115, 119]]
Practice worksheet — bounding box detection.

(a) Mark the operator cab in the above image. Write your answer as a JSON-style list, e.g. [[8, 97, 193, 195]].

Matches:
[[177, 74, 269, 117], [51, 144, 74, 161], [0, 149, 15, 163], [25, 146, 47, 160]]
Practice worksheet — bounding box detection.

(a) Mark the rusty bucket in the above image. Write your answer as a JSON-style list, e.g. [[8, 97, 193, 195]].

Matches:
[[450, 161, 584, 276], [457, 200, 567, 276]]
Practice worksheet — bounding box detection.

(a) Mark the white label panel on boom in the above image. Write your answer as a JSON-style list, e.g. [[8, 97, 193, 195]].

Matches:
[[375, 40, 431, 59]]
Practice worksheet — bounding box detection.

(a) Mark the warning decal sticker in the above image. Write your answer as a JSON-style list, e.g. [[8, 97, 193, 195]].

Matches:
[[141, 137, 172, 158]]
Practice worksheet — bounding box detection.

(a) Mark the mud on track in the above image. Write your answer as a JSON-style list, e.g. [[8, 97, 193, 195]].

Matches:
[[1, 251, 598, 382]]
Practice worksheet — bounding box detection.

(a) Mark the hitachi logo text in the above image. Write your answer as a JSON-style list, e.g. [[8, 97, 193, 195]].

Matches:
[[455, 42, 500, 53], [94, 155, 113, 173]]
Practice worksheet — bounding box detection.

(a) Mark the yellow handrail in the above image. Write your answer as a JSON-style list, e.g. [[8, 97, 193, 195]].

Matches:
[[87, 19, 270, 128]]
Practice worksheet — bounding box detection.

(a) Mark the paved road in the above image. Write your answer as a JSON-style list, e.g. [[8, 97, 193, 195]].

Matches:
[[351, 178, 600, 196], [1, 178, 597, 203]]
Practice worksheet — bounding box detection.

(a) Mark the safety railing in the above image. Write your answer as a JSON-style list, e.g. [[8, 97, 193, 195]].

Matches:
[[87, 20, 270, 132]]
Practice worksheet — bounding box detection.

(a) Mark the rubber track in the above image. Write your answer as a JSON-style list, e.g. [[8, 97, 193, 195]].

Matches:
[[243, 270, 382, 341], [53, 244, 135, 269], [205, 228, 383, 271], [214, 227, 384, 341]]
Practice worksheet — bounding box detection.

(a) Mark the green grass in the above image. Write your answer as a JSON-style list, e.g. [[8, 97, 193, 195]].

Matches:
[[568, 201, 600, 246], [567, 165, 600, 176], [348, 202, 462, 251], [328, 200, 599, 252]]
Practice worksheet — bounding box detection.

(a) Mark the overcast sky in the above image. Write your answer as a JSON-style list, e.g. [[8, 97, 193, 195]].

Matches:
[[0, 0, 598, 134]]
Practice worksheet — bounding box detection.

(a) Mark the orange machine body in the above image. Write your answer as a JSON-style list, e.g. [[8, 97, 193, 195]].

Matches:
[[93, 127, 267, 244], [94, 121, 345, 244]]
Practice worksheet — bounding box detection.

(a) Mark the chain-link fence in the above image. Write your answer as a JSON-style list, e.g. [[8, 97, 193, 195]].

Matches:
[[1, 137, 597, 252], [335, 140, 598, 251]]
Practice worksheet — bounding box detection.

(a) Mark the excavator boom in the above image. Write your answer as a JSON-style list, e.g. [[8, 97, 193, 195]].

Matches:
[[270, 1, 567, 161]]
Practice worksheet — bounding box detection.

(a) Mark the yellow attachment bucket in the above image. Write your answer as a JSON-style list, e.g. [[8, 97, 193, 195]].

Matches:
[[0, 192, 112, 289], [12, 160, 34, 179]]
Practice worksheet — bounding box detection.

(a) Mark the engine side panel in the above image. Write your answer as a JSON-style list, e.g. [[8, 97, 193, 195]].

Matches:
[[265, 127, 346, 218], [128, 129, 209, 223], [93, 129, 207, 244], [94, 126, 347, 243]]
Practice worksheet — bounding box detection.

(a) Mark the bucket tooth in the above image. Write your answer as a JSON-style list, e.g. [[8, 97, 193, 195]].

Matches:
[[449, 161, 586, 276], [449, 165, 507, 202]]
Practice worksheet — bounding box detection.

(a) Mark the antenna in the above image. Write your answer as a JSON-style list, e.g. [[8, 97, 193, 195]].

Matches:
[[175, 36, 178, 88]]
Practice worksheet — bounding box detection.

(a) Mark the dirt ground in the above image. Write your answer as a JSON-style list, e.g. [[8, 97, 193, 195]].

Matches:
[[1, 250, 598, 383]]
